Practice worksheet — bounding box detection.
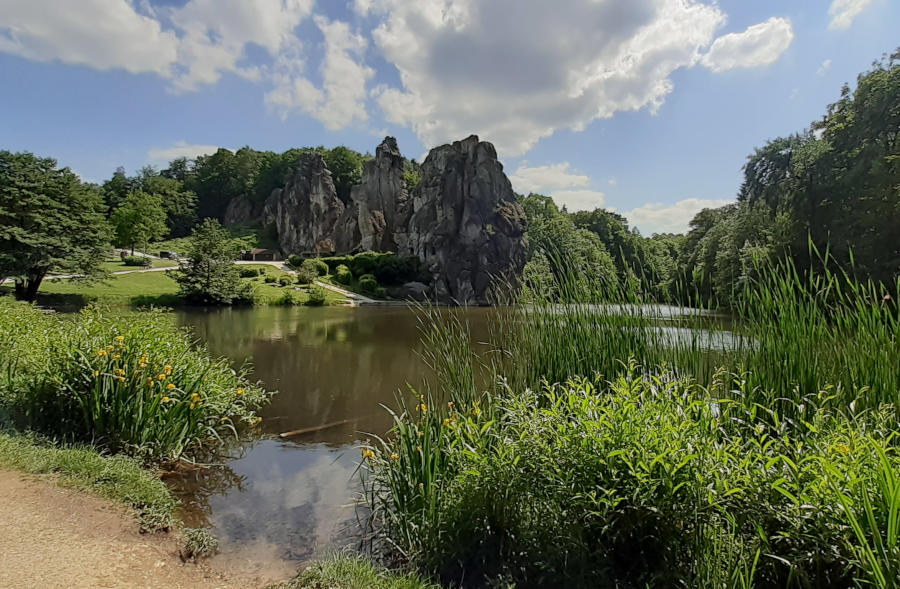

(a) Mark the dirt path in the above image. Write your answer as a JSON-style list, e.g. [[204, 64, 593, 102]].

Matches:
[[0, 470, 262, 589]]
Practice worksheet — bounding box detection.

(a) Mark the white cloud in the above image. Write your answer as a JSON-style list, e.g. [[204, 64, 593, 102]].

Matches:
[[828, 0, 876, 30], [817, 59, 832, 76], [700, 17, 794, 73], [623, 198, 732, 235], [509, 163, 589, 195], [363, 0, 727, 156], [266, 17, 374, 129], [0, 0, 179, 75], [552, 190, 608, 212], [167, 0, 314, 92], [147, 141, 225, 164]]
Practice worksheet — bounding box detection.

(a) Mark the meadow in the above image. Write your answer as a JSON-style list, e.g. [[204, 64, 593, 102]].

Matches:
[[361, 257, 900, 588]]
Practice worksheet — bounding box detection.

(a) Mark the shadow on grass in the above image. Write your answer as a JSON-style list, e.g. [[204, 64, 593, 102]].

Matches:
[[131, 293, 184, 308]]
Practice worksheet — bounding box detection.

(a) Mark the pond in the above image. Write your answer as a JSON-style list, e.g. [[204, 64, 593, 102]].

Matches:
[[168, 304, 730, 581]]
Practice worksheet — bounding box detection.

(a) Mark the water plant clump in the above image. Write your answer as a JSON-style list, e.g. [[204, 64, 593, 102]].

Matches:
[[362, 257, 900, 588], [0, 299, 271, 462]]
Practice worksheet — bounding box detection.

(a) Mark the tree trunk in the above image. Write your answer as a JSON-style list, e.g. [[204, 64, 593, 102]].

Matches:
[[14, 269, 46, 302]]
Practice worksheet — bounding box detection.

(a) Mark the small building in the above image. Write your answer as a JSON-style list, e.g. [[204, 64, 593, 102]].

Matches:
[[242, 248, 282, 262]]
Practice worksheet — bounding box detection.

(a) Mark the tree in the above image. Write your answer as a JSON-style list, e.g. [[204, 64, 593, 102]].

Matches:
[[323, 146, 366, 204], [173, 219, 243, 305], [110, 190, 169, 255], [0, 151, 110, 301], [139, 174, 198, 238]]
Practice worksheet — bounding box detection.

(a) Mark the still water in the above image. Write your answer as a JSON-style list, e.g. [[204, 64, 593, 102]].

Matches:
[[169, 304, 728, 580], [170, 306, 494, 580]]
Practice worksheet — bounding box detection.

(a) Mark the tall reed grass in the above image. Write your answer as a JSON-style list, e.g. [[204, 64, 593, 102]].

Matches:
[[362, 254, 900, 588]]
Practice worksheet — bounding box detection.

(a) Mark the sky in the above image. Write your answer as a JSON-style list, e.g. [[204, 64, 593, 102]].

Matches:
[[0, 0, 897, 235]]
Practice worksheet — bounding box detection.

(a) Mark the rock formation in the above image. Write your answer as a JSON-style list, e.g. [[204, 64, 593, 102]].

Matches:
[[263, 152, 345, 255], [231, 135, 527, 304]]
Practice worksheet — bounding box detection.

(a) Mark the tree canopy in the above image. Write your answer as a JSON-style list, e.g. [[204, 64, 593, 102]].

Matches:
[[0, 151, 110, 300]]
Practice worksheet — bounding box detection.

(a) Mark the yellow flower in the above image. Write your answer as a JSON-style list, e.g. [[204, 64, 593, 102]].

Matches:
[[237, 388, 245, 395], [92, 370, 100, 377], [189, 403, 195, 409], [113, 354, 121, 360], [118, 376, 126, 382], [447, 401, 454, 409], [164, 365, 172, 375], [442, 418, 452, 426], [166, 383, 176, 390], [254, 416, 263, 424], [418, 403, 428, 413], [361, 449, 375, 459], [191, 392, 201, 401], [138, 363, 147, 369], [416, 445, 422, 452], [106, 345, 113, 351], [96, 349, 107, 356], [148, 377, 155, 385], [471, 407, 481, 417], [390, 453, 400, 461], [115, 335, 124, 342], [139, 356, 148, 364], [161, 396, 170, 403], [157, 374, 166, 380]]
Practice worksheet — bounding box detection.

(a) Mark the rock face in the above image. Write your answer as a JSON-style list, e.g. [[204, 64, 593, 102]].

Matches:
[[263, 152, 345, 255], [241, 135, 526, 304]]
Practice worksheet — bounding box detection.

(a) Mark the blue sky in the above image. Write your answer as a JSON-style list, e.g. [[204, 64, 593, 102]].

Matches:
[[1, 0, 897, 234]]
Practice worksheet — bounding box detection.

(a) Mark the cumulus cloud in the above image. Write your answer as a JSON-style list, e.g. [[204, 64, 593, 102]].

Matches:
[[700, 17, 794, 73], [828, 0, 876, 30], [817, 59, 832, 76], [509, 163, 589, 195], [363, 0, 727, 156], [552, 190, 608, 212], [147, 141, 224, 164], [0, 0, 179, 75], [623, 198, 732, 235], [266, 17, 374, 129]]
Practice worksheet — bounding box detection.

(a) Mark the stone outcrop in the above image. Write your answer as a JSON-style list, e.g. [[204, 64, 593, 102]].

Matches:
[[232, 135, 526, 304], [262, 152, 345, 255]]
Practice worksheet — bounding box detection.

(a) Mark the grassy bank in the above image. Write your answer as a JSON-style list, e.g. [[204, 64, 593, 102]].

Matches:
[[0, 432, 177, 531], [361, 259, 900, 588], [271, 553, 438, 589]]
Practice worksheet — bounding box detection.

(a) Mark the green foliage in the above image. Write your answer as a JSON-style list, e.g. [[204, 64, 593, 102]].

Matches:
[[358, 275, 379, 295], [278, 275, 293, 286], [137, 171, 198, 238], [264, 274, 277, 284], [0, 300, 271, 461], [110, 190, 169, 254], [335, 264, 353, 285], [0, 432, 178, 532], [274, 288, 301, 306], [238, 266, 261, 278], [287, 253, 303, 268], [306, 285, 327, 306], [319, 252, 422, 285], [0, 151, 110, 301], [179, 527, 219, 560], [271, 552, 438, 589], [323, 146, 367, 204], [296, 259, 319, 284], [174, 219, 243, 305], [121, 255, 151, 267], [312, 258, 329, 276]]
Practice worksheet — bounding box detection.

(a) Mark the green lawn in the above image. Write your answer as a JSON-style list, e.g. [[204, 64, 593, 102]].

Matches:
[[100, 258, 178, 273], [22, 264, 345, 308]]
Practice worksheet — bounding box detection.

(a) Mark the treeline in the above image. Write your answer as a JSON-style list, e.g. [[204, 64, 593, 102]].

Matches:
[[523, 50, 899, 306]]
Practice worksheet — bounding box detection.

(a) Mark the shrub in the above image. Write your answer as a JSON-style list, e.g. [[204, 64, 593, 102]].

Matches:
[[122, 256, 151, 267], [275, 289, 301, 306], [358, 275, 378, 295], [278, 275, 293, 287], [318, 252, 422, 285], [179, 527, 219, 560], [296, 259, 319, 284], [313, 258, 329, 276], [0, 300, 272, 461], [238, 267, 260, 278], [287, 254, 303, 268], [335, 264, 353, 285], [231, 281, 258, 306], [264, 274, 277, 284], [306, 286, 327, 306]]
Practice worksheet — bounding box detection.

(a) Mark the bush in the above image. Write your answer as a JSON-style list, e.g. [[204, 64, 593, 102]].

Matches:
[[278, 275, 293, 287], [0, 300, 272, 461], [335, 264, 353, 285], [306, 286, 327, 306], [358, 275, 378, 295], [264, 274, 277, 284], [318, 252, 422, 285], [287, 253, 303, 268], [179, 527, 219, 560], [296, 259, 319, 284], [122, 256, 151, 267], [275, 289, 301, 306], [313, 259, 329, 276], [238, 267, 260, 278], [231, 281, 258, 306]]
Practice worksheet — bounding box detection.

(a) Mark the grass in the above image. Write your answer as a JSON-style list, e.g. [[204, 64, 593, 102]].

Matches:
[[270, 553, 439, 589], [99, 258, 178, 273], [36, 269, 182, 307], [360, 256, 900, 588], [0, 432, 178, 531], [0, 299, 272, 461]]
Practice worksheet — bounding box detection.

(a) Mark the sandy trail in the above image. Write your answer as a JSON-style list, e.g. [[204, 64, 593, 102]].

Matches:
[[0, 470, 264, 589]]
